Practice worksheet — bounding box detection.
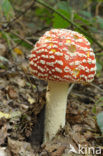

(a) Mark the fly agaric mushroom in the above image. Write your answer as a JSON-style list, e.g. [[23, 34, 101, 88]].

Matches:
[[29, 29, 96, 142]]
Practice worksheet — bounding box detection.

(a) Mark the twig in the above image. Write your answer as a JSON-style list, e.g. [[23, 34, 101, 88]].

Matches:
[[95, 49, 103, 54], [96, 52, 103, 56], [11, 31, 34, 47], [95, 1, 102, 16], [72, 92, 95, 102], [90, 83, 103, 92], [36, 0, 103, 50], [68, 83, 75, 96]]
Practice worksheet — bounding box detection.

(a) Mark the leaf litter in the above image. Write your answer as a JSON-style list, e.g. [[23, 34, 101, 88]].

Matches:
[[0, 11, 103, 156]]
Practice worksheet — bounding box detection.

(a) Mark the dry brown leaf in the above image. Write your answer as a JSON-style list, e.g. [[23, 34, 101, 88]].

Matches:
[[7, 138, 34, 156], [0, 44, 6, 56], [7, 86, 18, 99], [51, 146, 66, 156], [13, 48, 23, 55], [0, 125, 8, 145]]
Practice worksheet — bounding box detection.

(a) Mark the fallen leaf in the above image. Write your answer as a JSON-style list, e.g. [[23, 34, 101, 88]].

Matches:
[[0, 125, 8, 145], [27, 94, 35, 104], [0, 44, 6, 56], [14, 48, 23, 55], [7, 86, 18, 99], [51, 146, 66, 156], [0, 112, 10, 119], [7, 138, 34, 156]]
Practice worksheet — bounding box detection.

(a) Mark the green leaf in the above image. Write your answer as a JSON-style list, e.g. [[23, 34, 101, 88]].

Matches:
[[0, 56, 9, 63], [96, 16, 103, 29], [92, 106, 97, 114], [35, 7, 47, 16], [0, 56, 10, 69], [96, 97, 103, 104], [88, 26, 99, 33], [96, 62, 102, 72], [35, 7, 52, 25], [80, 10, 92, 19], [96, 53, 103, 56], [56, 1, 71, 12], [1, 0, 15, 21], [53, 9, 71, 28], [96, 112, 103, 135], [74, 13, 92, 26]]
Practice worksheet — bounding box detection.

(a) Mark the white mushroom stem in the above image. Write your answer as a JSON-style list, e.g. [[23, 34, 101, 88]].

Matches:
[[44, 81, 69, 142]]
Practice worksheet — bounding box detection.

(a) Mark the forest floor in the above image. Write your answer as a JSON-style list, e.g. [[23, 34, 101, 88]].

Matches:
[[0, 10, 103, 156]]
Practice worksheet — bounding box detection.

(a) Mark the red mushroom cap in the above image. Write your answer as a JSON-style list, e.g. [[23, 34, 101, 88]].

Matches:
[[29, 29, 96, 83]]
